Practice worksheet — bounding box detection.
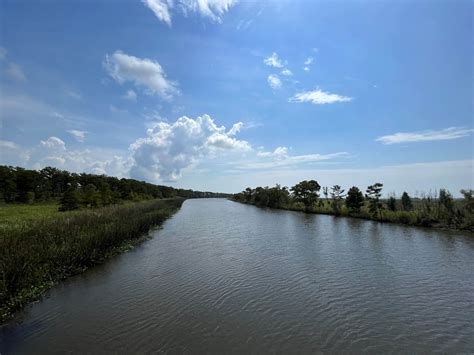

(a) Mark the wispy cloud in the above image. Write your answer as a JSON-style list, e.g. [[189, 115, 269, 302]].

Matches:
[[239, 152, 349, 170], [104, 50, 179, 100], [122, 89, 137, 101], [376, 127, 474, 145], [142, 0, 239, 26], [304, 57, 313, 65], [281, 69, 293, 76], [67, 130, 87, 142], [267, 74, 282, 89], [263, 52, 285, 68], [142, 0, 173, 26], [6, 63, 27, 82], [289, 89, 352, 105]]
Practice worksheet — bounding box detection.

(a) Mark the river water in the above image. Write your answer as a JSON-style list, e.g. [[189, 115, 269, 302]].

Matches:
[[1, 199, 474, 353]]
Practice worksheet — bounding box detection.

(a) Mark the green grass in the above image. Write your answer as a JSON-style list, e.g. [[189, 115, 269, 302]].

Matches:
[[0, 202, 61, 228], [0, 198, 184, 323]]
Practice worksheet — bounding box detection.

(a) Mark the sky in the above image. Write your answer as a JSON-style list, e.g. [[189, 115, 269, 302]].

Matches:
[[0, 0, 473, 195]]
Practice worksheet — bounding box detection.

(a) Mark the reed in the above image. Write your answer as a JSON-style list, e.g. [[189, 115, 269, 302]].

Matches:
[[0, 198, 184, 323]]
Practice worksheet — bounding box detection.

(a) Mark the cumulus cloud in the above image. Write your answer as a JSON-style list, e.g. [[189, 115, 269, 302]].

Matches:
[[281, 69, 293, 76], [267, 74, 282, 89], [303, 66, 310, 72], [289, 89, 352, 105], [143, 0, 238, 25], [142, 0, 173, 26], [263, 52, 284, 68], [6, 63, 27, 82], [376, 127, 474, 145], [129, 114, 251, 182], [122, 89, 137, 101], [104, 51, 179, 100], [67, 130, 87, 142]]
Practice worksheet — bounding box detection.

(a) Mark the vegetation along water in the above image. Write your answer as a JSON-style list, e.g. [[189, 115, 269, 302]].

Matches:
[[232, 181, 474, 231], [0, 165, 229, 323]]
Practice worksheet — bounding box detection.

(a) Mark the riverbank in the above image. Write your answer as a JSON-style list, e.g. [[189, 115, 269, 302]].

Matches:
[[0, 198, 184, 323], [231, 199, 474, 232]]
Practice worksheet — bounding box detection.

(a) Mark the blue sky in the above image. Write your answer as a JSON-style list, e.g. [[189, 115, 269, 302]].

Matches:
[[0, 0, 473, 195]]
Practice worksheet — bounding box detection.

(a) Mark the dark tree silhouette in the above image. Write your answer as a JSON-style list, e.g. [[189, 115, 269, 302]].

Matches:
[[366, 183, 384, 219], [345, 186, 364, 213], [401, 192, 413, 211]]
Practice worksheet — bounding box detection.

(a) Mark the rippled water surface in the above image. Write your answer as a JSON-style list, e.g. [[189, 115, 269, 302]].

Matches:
[[2, 199, 474, 353]]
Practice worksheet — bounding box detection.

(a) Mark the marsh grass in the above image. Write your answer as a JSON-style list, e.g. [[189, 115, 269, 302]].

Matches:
[[0, 198, 184, 323]]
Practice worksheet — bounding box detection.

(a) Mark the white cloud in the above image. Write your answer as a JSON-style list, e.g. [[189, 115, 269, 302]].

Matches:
[[241, 151, 349, 170], [304, 57, 313, 65], [267, 74, 282, 89], [376, 127, 474, 145], [104, 51, 179, 100], [289, 89, 352, 105], [227, 121, 243, 136], [142, 0, 238, 25], [257, 146, 289, 158], [180, 0, 239, 22], [6, 63, 26, 82], [303, 66, 309, 72], [281, 69, 293, 76], [129, 114, 251, 182], [110, 104, 128, 114], [263, 52, 284, 68], [142, 0, 173, 26], [67, 130, 87, 142], [40, 137, 66, 151], [122, 89, 137, 101]]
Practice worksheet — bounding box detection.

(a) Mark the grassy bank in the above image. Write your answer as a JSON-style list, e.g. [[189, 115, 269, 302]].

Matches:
[[0, 198, 184, 323], [233, 199, 474, 232]]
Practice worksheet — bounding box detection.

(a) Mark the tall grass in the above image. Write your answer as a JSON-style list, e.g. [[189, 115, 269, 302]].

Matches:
[[0, 198, 184, 323]]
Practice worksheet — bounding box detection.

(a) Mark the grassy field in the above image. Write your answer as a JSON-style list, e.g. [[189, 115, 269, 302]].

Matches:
[[0, 202, 61, 228], [0, 198, 184, 323]]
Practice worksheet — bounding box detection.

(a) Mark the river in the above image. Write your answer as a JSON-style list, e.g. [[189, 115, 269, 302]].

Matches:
[[1, 199, 473, 353]]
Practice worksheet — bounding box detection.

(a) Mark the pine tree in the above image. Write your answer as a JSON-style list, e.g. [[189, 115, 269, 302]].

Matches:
[[59, 187, 79, 211]]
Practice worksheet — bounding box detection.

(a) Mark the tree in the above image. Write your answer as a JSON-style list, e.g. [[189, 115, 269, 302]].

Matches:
[[460, 189, 474, 214], [330, 185, 345, 215], [291, 180, 321, 212], [387, 196, 397, 211], [82, 184, 100, 208], [59, 187, 79, 211], [401, 192, 413, 211], [345, 186, 364, 213], [366, 183, 384, 219]]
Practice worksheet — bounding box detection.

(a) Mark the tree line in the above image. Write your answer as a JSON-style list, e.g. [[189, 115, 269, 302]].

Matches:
[[232, 180, 474, 230], [0, 165, 230, 211]]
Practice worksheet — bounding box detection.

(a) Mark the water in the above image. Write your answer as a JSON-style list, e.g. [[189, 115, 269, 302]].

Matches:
[[1, 199, 474, 353]]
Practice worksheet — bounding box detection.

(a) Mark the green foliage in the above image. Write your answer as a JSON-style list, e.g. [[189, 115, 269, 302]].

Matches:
[[0, 165, 230, 208], [59, 187, 80, 211], [330, 185, 345, 215], [233, 185, 289, 209], [387, 196, 397, 211], [366, 183, 384, 219], [401, 192, 413, 211], [345, 186, 364, 213], [0, 198, 184, 322], [291, 180, 321, 212]]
